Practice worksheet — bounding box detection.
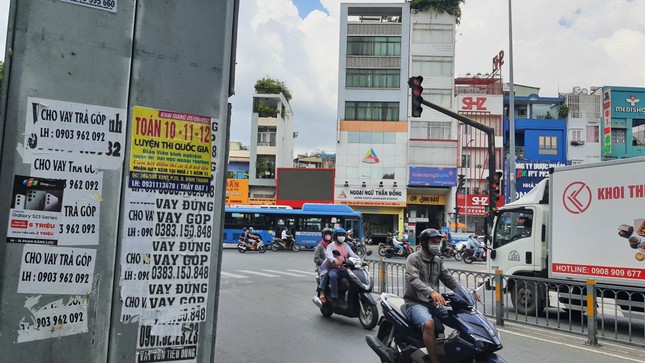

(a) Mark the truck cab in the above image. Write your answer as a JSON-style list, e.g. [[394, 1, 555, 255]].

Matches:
[[489, 179, 549, 314]]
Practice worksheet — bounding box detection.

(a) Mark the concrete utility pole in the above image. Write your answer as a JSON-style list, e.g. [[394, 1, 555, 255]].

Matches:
[[508, 0, 517, 202], [0, 1, 238, 361]]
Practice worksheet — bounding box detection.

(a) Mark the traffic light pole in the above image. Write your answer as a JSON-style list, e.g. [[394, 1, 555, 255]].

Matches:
[[419, 100, 497, 237]]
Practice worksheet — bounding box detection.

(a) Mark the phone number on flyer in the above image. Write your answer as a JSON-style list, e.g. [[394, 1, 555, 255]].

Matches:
[[552, 263, 645, 279]]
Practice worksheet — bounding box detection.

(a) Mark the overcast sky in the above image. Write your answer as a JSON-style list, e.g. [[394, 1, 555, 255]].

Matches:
[[2, 0, 644, 155]]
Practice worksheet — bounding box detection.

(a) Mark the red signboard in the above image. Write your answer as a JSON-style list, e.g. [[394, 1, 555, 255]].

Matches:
[[457, 194, 505, 216]]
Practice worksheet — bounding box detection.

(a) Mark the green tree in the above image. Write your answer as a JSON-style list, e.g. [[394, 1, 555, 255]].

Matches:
[[410, 0, 465, 24], [254, 76, 292, 102]]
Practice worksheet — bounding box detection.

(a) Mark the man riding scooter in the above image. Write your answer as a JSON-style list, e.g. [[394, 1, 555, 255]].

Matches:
[[465, 234, 483, 260], [403, 228, 479, 363], [281, 227, 295, 249]]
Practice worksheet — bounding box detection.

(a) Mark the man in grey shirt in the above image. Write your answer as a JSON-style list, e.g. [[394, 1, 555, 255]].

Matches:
[[403, 228, 465, 363]]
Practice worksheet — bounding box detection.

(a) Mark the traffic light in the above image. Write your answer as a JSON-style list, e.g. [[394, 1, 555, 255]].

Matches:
[[457, 174, 466, 192], [488, 171, 503, 211], [408, 76, 424, 117]]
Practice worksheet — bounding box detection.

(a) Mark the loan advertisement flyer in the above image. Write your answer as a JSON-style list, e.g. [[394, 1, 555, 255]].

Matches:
[[121, 106, 218, 363], [129, 106, 212, 193], [10, 98, 126, 343]]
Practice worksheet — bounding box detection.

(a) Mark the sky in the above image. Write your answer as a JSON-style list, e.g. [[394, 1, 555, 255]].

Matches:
[[2, 0, 645, 155]]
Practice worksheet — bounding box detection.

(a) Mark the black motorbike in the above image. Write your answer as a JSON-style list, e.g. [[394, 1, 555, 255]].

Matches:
[[462, 246, 487, 264], [366, 285, 505, 363], [378, 238, 413, 258], [313, 250, 378, 330], [270, 235, 300, 252], [237, 235, 266, 253], [348, 239, 367, 257]]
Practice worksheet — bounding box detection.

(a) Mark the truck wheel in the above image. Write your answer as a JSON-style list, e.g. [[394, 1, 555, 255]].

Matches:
[[511, 280, 545, 315]]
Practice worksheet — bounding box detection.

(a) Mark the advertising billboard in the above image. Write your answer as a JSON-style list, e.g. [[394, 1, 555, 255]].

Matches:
[[276, 168, 334, 208], [225, 179, 249, 205], [409, 167, 457, 187]]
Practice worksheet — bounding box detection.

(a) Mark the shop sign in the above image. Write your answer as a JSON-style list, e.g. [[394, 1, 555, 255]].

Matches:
[[407, 194, 445, 205], [225, 179, 248, 205], [335, 186, 406, 207], [409, 167, 457, 187]]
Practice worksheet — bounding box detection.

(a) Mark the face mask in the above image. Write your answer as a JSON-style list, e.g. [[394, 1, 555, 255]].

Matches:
[[428, 245, 440, 256], [323, 235, 332, 241], [337, 236, 346, 243]]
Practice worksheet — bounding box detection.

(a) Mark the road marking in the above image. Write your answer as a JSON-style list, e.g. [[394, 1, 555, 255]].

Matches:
[[497, 326, 643, 362], [220, 272, 249, 279], [286, 269, 317, 275], [237, 270, 279, 277], [263, 269, 307, 277]]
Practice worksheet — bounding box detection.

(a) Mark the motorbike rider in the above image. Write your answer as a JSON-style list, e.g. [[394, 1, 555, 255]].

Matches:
[[325, 227, 359, 303], [466, 233, 483, 260], [392, 231, 405, 255], [403, 228, 476, 363], [247, 227, 260, 249], [440, 233, 454, 257], [314, 228, 334, 303], [281, 226, 295, 249]]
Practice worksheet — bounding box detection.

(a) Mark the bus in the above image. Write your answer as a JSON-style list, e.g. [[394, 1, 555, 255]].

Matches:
[[223, 204, 364, 248]]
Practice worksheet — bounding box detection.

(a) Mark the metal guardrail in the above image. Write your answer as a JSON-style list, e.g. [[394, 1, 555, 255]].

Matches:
[[366, 258, 645, 348]]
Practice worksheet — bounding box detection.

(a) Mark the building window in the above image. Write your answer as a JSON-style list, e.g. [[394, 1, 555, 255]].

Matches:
[[257, 127, 276, 146], [586, 124, 599, 142], [426, 89, 452, 108], [347, 131, 395, 144], [412, 24, 453, 44], [611, 129, 626, 144], [345, 101, 399, 121], [411, 56, 453, 77], [410, 121, 451, 140], [347, 36, 401, 56], [346, 69, 400, 88], [570, 129, 582, 142], [538, 136, 558, 155], [461, 154, 471, 168]]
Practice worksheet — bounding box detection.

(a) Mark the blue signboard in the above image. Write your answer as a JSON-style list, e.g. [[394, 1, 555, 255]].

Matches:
[[505, 159, 570, 202], [409, 167, 457, 187]]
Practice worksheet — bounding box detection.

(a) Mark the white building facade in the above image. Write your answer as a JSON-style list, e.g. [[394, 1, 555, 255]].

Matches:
[[335, 3, 460, 241], [249, 93, 295, 204]]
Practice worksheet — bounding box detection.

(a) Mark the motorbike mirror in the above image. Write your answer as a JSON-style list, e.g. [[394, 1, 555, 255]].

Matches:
[[366, 250, 372, 256], [332, 250, 341, 256]]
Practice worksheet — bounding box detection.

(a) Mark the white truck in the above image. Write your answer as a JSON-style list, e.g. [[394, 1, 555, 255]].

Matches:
[[489, 157, 645, 315]]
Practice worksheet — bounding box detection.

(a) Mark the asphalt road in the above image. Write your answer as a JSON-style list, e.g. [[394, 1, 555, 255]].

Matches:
[[213, 247, 643, 362]]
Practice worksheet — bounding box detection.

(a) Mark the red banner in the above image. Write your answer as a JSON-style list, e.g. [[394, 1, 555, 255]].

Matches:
[[552, 263, 645, 280]]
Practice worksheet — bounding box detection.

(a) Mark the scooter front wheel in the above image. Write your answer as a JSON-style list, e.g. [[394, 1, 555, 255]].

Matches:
[[321, 304, 333, 317], [454, 251, 463, 261], [271, 243, 279, 252], [355, 245, 366, 257], [359, 303, 379, 330], [378, 246, 388, 257], [258, 244, 266, 253], [292, 243, 300, 252], [237, 243, 246, 253]]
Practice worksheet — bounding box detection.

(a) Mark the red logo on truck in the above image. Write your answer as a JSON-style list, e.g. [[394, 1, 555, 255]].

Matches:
[[562, 182, 592, 214]]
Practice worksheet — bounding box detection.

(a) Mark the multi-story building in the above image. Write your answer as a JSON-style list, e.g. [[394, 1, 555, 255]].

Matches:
[[454, 75, 504, 235], [561, 86, 602, 164], [334, 3, 459, 241], [248, 92, 295, 204], [600, 86, 645, 160]]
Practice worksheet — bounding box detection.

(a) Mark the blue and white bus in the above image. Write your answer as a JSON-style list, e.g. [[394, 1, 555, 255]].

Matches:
[[223, 204, 363, 248]]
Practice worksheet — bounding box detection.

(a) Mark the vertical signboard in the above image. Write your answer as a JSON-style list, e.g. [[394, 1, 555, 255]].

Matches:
[[603, 88, 612, 155]]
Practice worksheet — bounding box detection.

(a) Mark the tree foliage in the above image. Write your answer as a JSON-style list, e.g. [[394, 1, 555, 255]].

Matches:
[[410, 0, 465, 24], [254, 76, 292, 102]]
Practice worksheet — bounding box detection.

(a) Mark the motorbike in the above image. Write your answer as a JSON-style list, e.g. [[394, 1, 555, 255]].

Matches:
[[462, 246, 487, 264], [312, 250, 378, 330], [439, 241, 459, 260], [237, 235, 266, 253], [348, 239, 367, 257], [270, 235, 300, 251], [366, 285, 505, 363], [378, 237, 413, 258]]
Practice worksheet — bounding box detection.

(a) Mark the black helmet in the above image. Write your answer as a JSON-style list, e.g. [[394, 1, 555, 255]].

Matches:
[[321, 227, 333, 238], [418, 228, 442, 245]]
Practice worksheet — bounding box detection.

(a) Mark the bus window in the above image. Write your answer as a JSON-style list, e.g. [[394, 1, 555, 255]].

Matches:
[[300, 217, 322, 232]]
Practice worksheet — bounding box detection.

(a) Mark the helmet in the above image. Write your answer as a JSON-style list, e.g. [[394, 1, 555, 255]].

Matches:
[[321, 227, 333, 237], [418, 228, 442, 245], [333, 227, 347, 237]]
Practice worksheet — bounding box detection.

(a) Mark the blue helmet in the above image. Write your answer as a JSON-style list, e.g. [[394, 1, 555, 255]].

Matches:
[[333, 227, 347, 237]]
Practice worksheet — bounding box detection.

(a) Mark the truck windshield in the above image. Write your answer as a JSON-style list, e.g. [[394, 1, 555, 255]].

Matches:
[[493, 209, 534, 249]]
